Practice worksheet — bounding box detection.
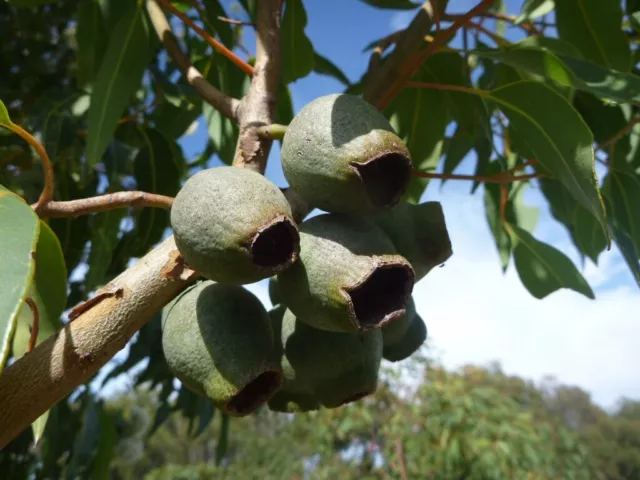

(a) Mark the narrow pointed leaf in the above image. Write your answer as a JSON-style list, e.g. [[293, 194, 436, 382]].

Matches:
[[605, 172, 640, 252], [510, 225, 595, 299], [313, 53, 351, 86], [0, 186, 40, 371], [0, 99, 12, 124], [86, 6, 156, 165], [555, 0, 630, 72], [388, 70, 448, 203], [358, 0, 420, 9], [487, 81, 608, 243], [91, 405, 117, 480], [76, 0, 107, 88], [516, 0, 554, 24], [281, 0, 315, 84]]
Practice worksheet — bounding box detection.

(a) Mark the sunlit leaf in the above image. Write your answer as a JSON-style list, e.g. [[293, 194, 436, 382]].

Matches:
[[0, 186, 40, 371], [487, 81, 608, 242], [516, 0, 554, 24], [0, 99, 12, 124]]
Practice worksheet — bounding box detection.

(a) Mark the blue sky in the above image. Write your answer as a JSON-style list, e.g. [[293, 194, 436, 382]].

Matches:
[[99, 1, 640, 409]]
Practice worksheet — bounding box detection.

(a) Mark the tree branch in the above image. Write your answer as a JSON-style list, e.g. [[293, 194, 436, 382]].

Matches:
[[146, 0, 240, 121], [363, 0, 448, 106], [0, 236, 198, 449], [232, 0, 283, 173], [159, 0, 255, 76], [34, 191, 174, 218]]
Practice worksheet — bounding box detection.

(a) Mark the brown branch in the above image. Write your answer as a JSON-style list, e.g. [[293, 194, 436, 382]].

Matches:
[[444, 11, 542, 36], [463, 19, 510, 47], [232, 0, 283, 173], [1, 122, 55, 212], [395, 438, 408, 480], [363, 1, 448, 106], [0, 236, 198, 449], [159, 0, 255, 76], [24, 298, 39, 354], [146, 0, 240, 121], [374, 0, 497, 111], [405, 81, 487, 96], [34, 191, 174, 218], [597, 117, 640, 150]]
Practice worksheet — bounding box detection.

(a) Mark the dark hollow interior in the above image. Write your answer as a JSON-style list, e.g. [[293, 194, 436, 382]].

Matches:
[[354, 153, 411, 208], [228, 371, 282, 415], [251, 219, 299, 268], [347, 265, 412, 330]]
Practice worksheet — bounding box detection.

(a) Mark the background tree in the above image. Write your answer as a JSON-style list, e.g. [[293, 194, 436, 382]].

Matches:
[[1, 0, 639, 477]]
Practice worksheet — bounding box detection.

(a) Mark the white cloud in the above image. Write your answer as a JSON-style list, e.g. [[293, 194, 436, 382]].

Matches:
[[413, 185, 640, 409]]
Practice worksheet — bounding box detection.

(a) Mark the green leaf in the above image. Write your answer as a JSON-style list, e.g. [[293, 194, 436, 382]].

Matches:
[[611, 221, 640, 288], [573, 91, 629, 145], [5, 0, 55, 6], [486, 81, 609, 243], [67, 398, 102, 479], [215, 414, 230, 466], [0, 99, 12, 124], [86, 5, 156, 165], [90, 405, 117, 480], [484, 165, 539, 272], [85, 209, 124, 292], [10, 221, 65, 443], [475, 42, 640, 105], [573, 204, 607, 264], [388, 71, 448, 203], [281, 0, 315, 84], [76, 0, 107, 88], [276, 82, 295, 126], [510, 225, 595, 299], [203, 0, 234, 47], [313, 53, 351, 86], [125, 128, 182, 256], [0, 186, 40, 371], [421, 52, 490, 138], [555, 0, 631, 72], [604, 172, 640, 252], [358, 0, 420, 9], [443, 129, 473, 177], [516, 0, 555, 24]]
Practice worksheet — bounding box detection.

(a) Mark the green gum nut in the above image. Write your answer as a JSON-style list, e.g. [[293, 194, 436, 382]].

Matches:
[[366, 201, 452, 282], [382, 314, 427, 363], [381, 296, 416, 347], [161, 281, 284, 417], [277, 213, 415, 333], [281, 309, 382, 409], [281, 93, 413, 214], [267, 304, 321, 413], [170, 166, 300, 285]]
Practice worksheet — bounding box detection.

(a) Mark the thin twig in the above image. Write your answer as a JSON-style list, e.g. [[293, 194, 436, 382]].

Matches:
[[405, 81, 487, 96], [444, 11, 541, 36], [25, 298, 39, 354], [413, 170, 542, 183], [146, 0, 240, 121], [256, 123, 288, 140], [34, 191, 174, 218], [375, 0, 497, 110], [160, 0, 255, 76], [363, 1, 446, 106], [232, 0, 283, 173], [464, 19, 511, 47], [597, 117, 640, 150], [218, 16, 254, 27], [395, 438, 408, 480], [0, 122, 55, 212]]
